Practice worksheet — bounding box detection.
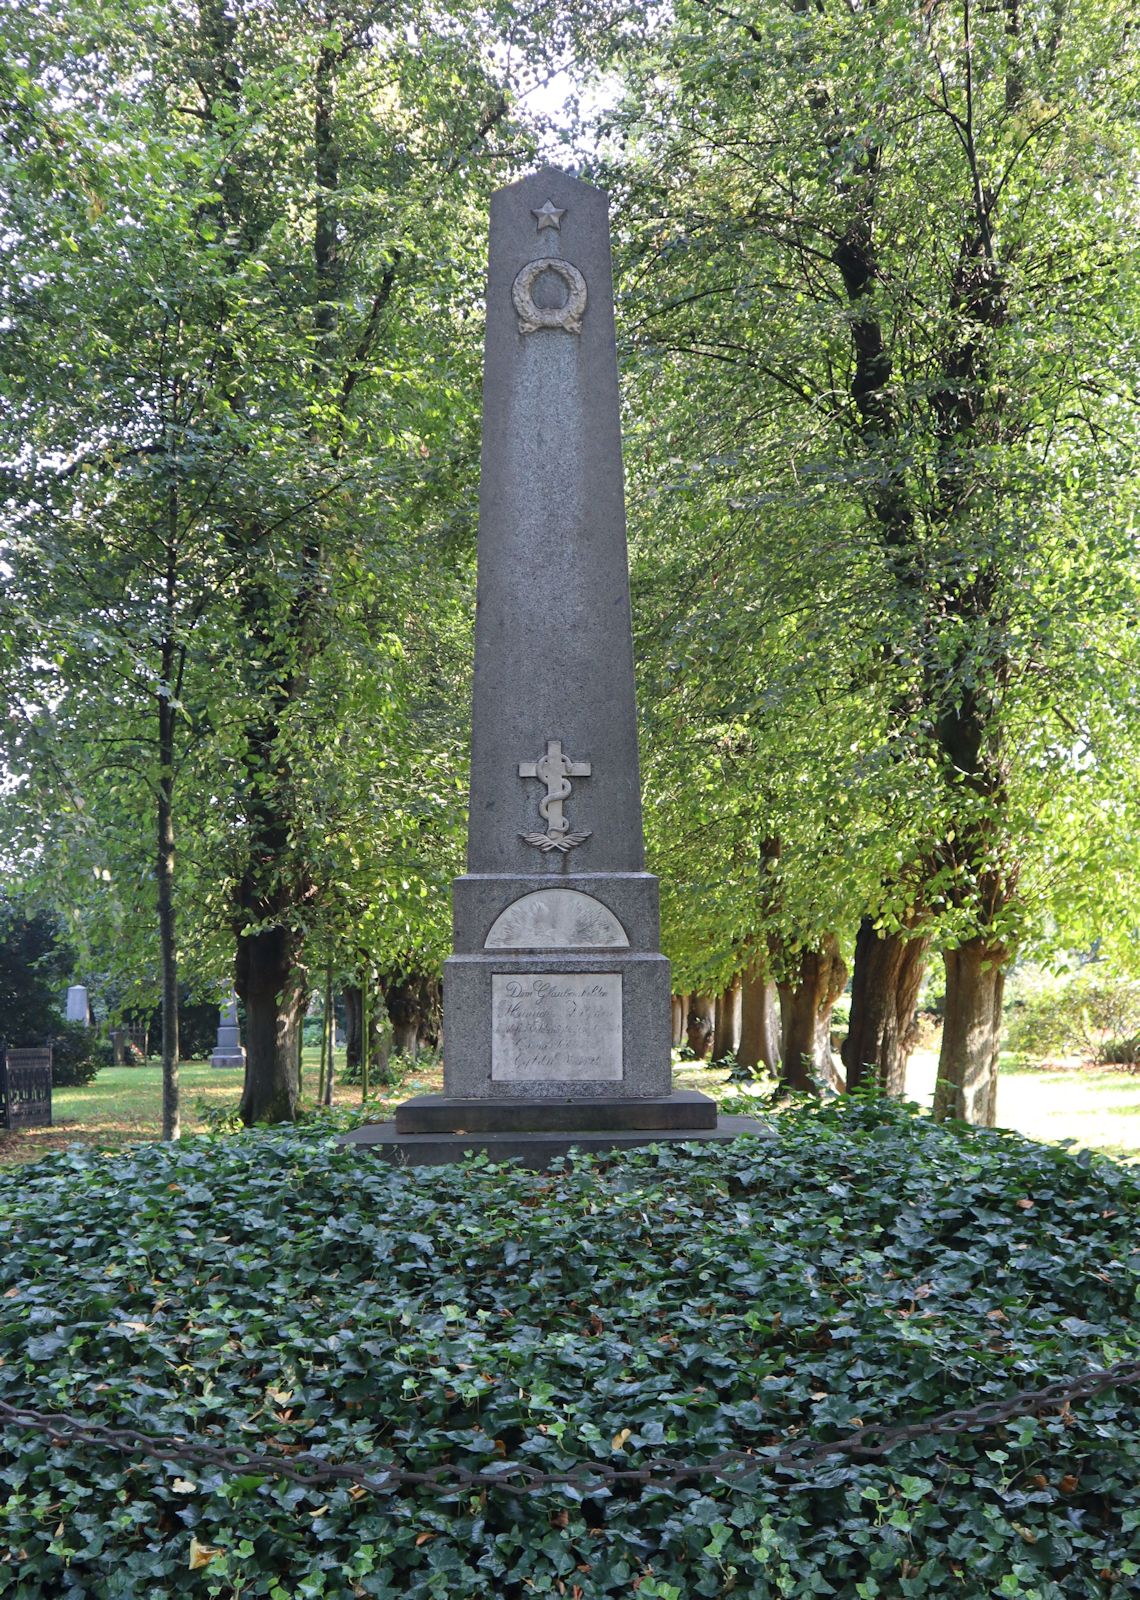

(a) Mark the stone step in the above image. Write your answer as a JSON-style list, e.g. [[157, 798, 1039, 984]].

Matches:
[[394, 1089, 718, 1135], [340, 1115, 773, 1170]]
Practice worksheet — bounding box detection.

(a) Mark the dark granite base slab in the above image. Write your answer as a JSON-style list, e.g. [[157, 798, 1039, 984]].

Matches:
[[337, 1115, 772, 1169], [395, 1090, 717, 1135]]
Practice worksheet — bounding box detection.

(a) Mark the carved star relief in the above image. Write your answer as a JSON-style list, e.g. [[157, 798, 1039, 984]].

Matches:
[[531, 199, 566, 232]]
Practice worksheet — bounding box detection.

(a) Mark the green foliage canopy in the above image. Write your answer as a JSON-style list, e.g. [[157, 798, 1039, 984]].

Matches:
[[0, 898, 73, 1048], [608, 0, 1140, 982]]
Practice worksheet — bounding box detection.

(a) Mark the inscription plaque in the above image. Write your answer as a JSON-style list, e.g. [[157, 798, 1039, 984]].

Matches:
[[491, 973, 622, 1081]]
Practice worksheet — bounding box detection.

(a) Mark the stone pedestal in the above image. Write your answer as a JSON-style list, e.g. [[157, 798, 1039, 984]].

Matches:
[[210, 995, 245, 1069], [341, 168, 768, 1166], [443, 872, 670, 1100]]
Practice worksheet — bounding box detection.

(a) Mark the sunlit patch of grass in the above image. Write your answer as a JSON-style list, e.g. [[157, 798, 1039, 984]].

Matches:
[[2, 1042, 1136, 1167], [673, 1047, 1140, 1163]]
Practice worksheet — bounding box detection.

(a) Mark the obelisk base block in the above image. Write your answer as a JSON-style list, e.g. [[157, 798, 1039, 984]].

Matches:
[[338, 1113, 773, 1170], [442, 950, 672, 1100], [396, 1089, 716, 1133]]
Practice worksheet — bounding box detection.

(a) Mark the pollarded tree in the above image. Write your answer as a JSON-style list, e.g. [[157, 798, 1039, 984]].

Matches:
[[165, 0, 512, 1122], [608, 0, 1140, 1120], [157, 0, 644, 1122], [625, 218, 939, 1090]]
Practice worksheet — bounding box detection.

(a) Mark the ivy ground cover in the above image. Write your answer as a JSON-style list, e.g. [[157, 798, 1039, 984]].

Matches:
[[0, 1098, 1137, 1599]]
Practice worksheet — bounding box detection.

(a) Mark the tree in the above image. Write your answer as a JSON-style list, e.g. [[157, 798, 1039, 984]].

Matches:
[[0, 898, 73, 1048], [0, 3, 250, 1134], [0, 0, 537, 1123], [607, 0, 1140, 1119]]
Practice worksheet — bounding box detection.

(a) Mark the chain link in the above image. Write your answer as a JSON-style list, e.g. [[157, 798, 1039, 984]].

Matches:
[[1, 1357, 1137, 1498]]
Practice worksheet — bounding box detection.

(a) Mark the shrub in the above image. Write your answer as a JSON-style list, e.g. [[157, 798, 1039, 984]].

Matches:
[[911, 1008, 943, 1049], [338, 1047, 428, 1089], [1005, 967, 1140, 1066], [1099, 1034, 1140, 1069], [171, 998, 225, 1062], [0, 1099, 1137, 1598], [46, 1021, 103, 1086], [918, 962, 946, 1020], [0, 898, 74, 1048]]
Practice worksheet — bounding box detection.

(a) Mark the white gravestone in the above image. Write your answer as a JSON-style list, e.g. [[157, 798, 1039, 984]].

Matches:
[[65, 985, 89, 1024]]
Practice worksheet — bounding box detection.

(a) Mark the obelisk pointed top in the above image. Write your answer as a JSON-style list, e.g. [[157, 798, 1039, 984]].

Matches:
[[494, 163, 600, 199]]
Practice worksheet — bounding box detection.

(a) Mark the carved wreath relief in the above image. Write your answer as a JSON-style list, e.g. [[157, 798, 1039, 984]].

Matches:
[[518, 739, 591, 852], [512, 199, 588, 336]]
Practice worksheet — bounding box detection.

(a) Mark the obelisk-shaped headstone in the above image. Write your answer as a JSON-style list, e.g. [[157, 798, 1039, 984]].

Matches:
[[340, 168, 765, 1161], [440, 166, 674, 1106], [464, 172, 645, 878], [210, 993, 246, 1069]]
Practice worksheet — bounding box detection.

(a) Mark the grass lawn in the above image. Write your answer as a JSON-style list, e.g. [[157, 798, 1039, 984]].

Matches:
[[2, 1043, 1138, 1166], [0, 1047, 445, 1167], [679, 1047, 1140, 1164], [905, 1047, 1140, 1163]]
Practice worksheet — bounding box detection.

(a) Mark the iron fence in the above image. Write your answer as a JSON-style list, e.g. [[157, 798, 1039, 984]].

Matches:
[[0, 1047, 52, 1131]]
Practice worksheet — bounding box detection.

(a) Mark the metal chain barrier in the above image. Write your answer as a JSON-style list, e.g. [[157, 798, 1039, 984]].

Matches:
[[1, 1356, 1137, 1497]]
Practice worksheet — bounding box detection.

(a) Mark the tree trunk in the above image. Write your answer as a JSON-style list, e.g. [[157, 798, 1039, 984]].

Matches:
[[933, 940, 1005, 1126], [713, 981, 741, 1061], [237, 928, 306, 1124], [317, 966, 331, 1104], [671, 995, 685, 1048], [417, 976, 442, 1054], [392, 1020, 418, 1056], [361, 975, 370, 1100], [343, 984, 362, 1072], [385, 973, 423, 1058], [843, 918, 931, 1095], [686, 993, 715, 1059], [738, 960, 780, 1072], [156, 649, 180, 1141], [323, 972, 335, 1106], [779, 936, 846, 1092]]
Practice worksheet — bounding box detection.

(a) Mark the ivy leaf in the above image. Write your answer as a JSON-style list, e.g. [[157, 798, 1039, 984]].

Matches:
[[188, 1535, 222, 1570]]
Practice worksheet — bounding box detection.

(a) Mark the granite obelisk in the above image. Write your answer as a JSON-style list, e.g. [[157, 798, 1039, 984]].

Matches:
[[343, 168, 764, 1162], [442, 166, 672, 1104]]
